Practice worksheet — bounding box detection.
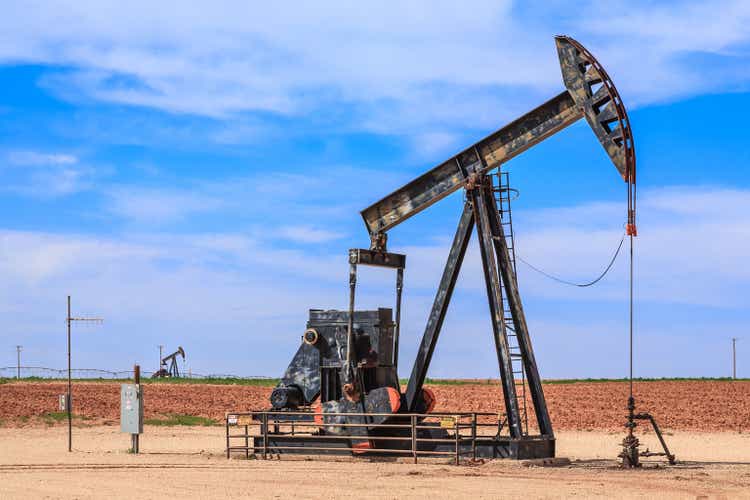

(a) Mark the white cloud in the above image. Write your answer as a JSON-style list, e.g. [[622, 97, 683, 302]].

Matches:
[[1, 0, 747, 138], [101, 165, 411, 228], [7, 151, 78, 166], [106, 187, 227, 224], [0, 185, 747, 377], [511, 186, 750, 308], [275, 225, 344, 244], [410, 131, 463, 159], [1, 150, 103, 197]]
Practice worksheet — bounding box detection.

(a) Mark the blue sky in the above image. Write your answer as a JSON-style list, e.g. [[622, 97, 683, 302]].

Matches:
[[1, 1, 749, 379]]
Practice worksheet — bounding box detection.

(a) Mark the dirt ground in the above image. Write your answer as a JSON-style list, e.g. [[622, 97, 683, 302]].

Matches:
[[2, 381, 750, 498], [1, 425, 749, 499], [2, 380, 749, 431]]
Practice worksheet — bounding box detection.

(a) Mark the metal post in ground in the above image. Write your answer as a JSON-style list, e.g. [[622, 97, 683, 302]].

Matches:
[[411, 415, 417, 464], [472, 413, 477, 461], [245, 425, 249, 459], [131, 364, 140, 454], [15, 345, 22, 379], [454, 417, 460, 466], [262, 413, 268, 460], [67, 296, 72, 452], [225, 416, 230, 459], [65, 295, 103, 453]]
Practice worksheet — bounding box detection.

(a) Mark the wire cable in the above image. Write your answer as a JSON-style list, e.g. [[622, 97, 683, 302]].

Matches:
[[515, 231, 626, 288], [629, 234, 634, 399]]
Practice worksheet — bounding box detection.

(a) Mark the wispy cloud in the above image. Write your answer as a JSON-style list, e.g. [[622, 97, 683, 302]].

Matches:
[[275, 225, 345, 244], [1, 150, 103, 197], [100, 165, 410, 228], [510, 186, 750, 308], [1, 185, 747, 376], [105, 187, 227, 224], [1, 1, 748, 140], [7, 151, 78, 166]]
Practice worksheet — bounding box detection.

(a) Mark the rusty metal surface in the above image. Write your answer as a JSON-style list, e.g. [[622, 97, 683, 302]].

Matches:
[[226, 410, 555, 461], [348, 248, 406, 269], [481, 181, 553, 437], [360, 91, 581, 235], [555, 35, 635, 182], [320, 386, 398, 435], [262, 35, 637, 464], [470, 180, 522, 439], [270, 309, 398, 409], [361, 36, 635, 237]]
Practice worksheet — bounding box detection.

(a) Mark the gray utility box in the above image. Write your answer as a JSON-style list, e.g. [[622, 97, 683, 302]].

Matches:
[[120, 384, 143, 434], [58, 394, 71, 412]]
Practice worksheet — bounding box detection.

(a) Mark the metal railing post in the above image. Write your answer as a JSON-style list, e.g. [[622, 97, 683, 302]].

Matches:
[[411, 414, 417, 464], [472, 412, 477, 461], [454, 416, 460, 465], [225, 417, 230, 459], [262, 413, 269, 460], [245, 424, 249, 459]]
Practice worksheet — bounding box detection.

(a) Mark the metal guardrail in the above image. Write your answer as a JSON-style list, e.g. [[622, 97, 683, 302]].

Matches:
[[226, 410, 502, 465], [0, 366, 273, 380]]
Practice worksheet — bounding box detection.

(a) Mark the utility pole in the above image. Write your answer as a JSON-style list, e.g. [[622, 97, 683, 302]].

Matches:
[[732, 338, 738, 380], [158, 345, 163, 372], [66, 295, 103, 452], [15, 345, 22, 379]]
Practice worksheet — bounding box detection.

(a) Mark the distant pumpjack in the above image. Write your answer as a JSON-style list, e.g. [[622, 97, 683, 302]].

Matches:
[[152, 346, 185, 378]]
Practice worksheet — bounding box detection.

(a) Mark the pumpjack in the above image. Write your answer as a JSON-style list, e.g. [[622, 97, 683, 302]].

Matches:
[[261, 36, 637, 459], [152, 346, 185, 378]]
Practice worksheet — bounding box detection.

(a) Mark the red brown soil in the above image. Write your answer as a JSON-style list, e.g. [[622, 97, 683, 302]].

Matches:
[[1, 380, 748, 431]]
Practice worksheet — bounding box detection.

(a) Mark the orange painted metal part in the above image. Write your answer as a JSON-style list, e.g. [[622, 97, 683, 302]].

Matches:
[[352, 441, 372, 454], [387, 387, 402, 413], [422, 388, 436, 413], [312, 401, 323, 426]]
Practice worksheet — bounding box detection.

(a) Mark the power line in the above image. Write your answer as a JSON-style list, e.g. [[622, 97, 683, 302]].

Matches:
[[515, 232, 626, 288]]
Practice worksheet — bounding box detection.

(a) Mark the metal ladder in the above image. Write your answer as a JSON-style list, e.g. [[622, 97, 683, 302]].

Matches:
[[491, 170, 528, 435]]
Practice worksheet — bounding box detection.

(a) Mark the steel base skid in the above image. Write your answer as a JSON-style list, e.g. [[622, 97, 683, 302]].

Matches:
[[251, 434, 555, 460], [230, 411, 554, 463]]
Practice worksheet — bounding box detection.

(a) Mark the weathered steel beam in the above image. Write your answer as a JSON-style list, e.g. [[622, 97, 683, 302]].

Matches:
[[361, 90, 581, 235], [405, 202, 474, 412], [470, 181, 522, 439], [482, 183, 553, 437], [555, 36, 635, 182], [349, 248, 406, 269], [361, 36, 633, 237]]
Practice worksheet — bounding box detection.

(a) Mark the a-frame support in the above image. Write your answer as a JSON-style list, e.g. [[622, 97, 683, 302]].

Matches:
[[404, 202, 474, 411], [404, 173, 553, 439], [481, 178, 553, 436]]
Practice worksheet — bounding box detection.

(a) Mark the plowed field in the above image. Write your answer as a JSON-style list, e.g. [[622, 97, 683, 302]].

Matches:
[[1, 380, 748, 431]]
